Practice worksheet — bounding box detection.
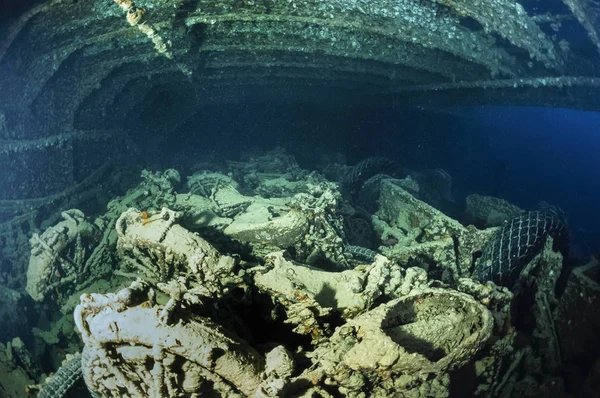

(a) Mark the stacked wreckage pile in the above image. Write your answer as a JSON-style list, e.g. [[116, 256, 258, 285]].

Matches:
[[0, 150, 595, 397], [1, 0, 600, 395]]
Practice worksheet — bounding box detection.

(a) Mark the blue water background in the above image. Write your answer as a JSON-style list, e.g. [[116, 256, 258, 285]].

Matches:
[[353, 105, 600, 256]]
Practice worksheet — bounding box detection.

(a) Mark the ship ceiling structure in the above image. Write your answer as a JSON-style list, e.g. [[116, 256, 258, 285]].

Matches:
[[0, 0, 599, 213]]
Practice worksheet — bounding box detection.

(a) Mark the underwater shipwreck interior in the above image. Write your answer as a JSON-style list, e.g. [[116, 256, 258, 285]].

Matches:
[[1, 0, 600, 396]]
